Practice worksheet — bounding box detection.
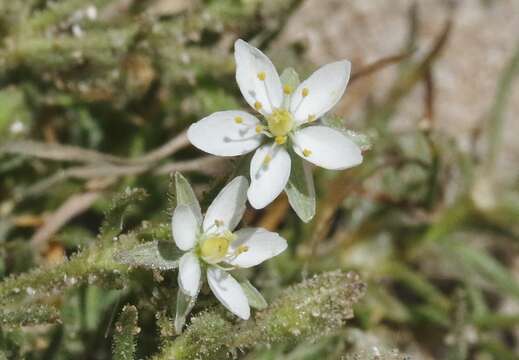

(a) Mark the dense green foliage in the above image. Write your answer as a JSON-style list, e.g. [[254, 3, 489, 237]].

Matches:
[[0, 0, 518, 359]]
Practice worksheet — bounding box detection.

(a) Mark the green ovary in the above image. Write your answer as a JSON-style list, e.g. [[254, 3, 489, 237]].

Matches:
[[267, 109, 294, 137], [200, 233, 234, 263]]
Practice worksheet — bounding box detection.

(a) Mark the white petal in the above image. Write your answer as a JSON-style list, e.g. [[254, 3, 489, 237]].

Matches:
[[172, 204, 200, 251], [187, 111, 262, 156], [207, 267, 250, 320], [178, 252, 201, 297], [247, 145, 291, 209], [234, 39, 283, 115], [203, 176, 249, 233], [227, 228, 287, 268], [292, 126, 362, 170], [290, 61, 351, 124]]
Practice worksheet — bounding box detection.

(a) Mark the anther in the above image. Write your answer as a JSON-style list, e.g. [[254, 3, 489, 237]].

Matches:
[[263, 154, 272, 165], [254, 101, 263, 111], [257, 71, 266, 81], [234, 116, 243, 124], [275, 136, 287, 145], [236, 245, 249, 255], [303, 148, 312, 157], [255, 125, 264, 134], [283, 84, 293, 94], [302, 88, 309, 97]]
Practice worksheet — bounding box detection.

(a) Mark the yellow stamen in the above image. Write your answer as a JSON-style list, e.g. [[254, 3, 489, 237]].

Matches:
[[275, 135, 287, 145], [263, 154, 272, 165], [283, 84, 293, 94], [234, 116, 243, 124], [236, 245, 249, 255], [303, 148, 312, 157], [307, 114, 316, 123], [302, 88, 309, 97], [257, 71, 266, 81], [255, 125, 264, 134], [254, 101, 263, 111]]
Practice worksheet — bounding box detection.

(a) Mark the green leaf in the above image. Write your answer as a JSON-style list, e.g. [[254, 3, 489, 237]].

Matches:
[[382, 262, 450, 311], [285, 152, 315, 223], [239, 280, 267, 310], [321, 114, 372, 151], [100, 188, 148, 240], [483, 43, 519, 172], [113, 305, 138, 360], [175, 288, 197, 334], [114, 241, 183, 270], [0, 303, 60, 329], [448, 243, 519, 300], [0, 87, 31, 137], [174, 172, 202, 223]]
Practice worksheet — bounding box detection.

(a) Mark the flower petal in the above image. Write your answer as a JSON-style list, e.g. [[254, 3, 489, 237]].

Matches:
[[178, 252, 201, 297], [234, 39, 283, 115], [207, 267, 250, 320], [247, 145, 291, 209], [172, 204, 200, 251], [227, 228, 287, 268], [290, 61, 351, 124], [292, 125, 362, 170], [203, 176, 249, 233], [188, 111, 263, 156]]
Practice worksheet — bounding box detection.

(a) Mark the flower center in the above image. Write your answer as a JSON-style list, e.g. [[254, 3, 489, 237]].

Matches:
[[267, 109, 293, 137], [200, 232, 234, 264]]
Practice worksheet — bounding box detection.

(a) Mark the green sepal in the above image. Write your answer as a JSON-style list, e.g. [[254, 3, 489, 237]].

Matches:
[[239, 279, 268, 310], [280, 67, 300, 90], [321, 114, 372, 151], [285, 150, 316, 223], [174, 172, 202, 223], [280, 67, 300, 108], [175, 288, 198, 334]]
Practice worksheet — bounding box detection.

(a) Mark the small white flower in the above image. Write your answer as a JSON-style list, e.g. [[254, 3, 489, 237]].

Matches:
[[172, 176, 287, 319], [188, 39, 363, 209]]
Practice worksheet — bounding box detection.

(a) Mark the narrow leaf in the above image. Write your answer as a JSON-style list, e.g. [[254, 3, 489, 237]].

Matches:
[[113, 305, 138, 360], [285, 152, 316, 223], [448, 243, 519, 299], [483, 43, 519, 172], [0, 303, 60, 328], [100, 188, 148, 240], [114, 241, 183, 270], [240, 280, 267, 310]]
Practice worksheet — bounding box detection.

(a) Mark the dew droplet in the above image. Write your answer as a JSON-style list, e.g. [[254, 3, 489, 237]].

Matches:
[[26, 287, 36, 296]]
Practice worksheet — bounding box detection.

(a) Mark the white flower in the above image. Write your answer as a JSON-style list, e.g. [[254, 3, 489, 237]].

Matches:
[[172, 176, 287, 319], [188, 39, 363, 209]]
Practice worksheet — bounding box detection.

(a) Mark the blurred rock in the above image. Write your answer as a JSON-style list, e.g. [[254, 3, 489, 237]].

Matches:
[[276, 0, 519, 177]]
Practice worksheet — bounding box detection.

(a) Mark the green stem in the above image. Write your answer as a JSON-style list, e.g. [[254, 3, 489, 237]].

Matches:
[[0, 237, 133, 305], [153, 271, 366, 360]]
